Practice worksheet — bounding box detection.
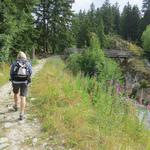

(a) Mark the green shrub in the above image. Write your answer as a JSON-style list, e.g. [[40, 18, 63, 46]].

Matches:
[[100, 58, 122, 81], [67, 33, 122, 81], [67, 53, 82, 74], [67, 33, 105, 77]]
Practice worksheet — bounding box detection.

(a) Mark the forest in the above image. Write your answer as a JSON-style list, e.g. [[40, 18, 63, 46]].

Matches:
[[0, 0, 150, 61]]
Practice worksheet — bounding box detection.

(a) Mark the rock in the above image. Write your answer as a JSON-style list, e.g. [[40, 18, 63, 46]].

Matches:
[[30, 98, 36, 101], [57, 146, 65, 150], [41, 143, 48, 149], [0, 137, 8, 144], [49, 136, 53, 140], [8, 145, 21, 150], [0, 143, 9, 149], [138, 111, 146, 123], [32, 138, 38, 146], [4, 122, 14, 128]]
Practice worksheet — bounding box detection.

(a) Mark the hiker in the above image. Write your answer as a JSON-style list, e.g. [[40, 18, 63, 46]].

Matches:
[[10, 51, 32, 120]]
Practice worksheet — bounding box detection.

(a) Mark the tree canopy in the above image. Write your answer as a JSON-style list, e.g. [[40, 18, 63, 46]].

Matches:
[[0, 0, 150, 61]]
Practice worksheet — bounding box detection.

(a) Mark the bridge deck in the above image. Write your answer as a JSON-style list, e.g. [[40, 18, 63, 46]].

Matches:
[[104, 49, 133, 58]]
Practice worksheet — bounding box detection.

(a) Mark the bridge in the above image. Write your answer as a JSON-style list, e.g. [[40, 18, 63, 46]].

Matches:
[[104, 49, 133, 58], [63, 48, 134, 60]]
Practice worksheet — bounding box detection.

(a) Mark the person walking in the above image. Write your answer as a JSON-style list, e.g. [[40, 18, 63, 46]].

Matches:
[[10, 51, 32, 120]]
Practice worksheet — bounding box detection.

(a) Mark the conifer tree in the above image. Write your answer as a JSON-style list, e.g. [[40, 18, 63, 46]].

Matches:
[[121, 3, 131, 40], [101, 0, 114, 34], [0, 0, 37, 61], [121, 3, 140, 41], [130, 5, 141, 41], [35, 0, 74, 53], [112, 3, 120, 34], [76, 10, 90, 48]]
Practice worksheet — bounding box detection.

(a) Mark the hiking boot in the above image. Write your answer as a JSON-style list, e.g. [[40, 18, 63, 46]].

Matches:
[[13, 105, 18, 112], [19, 113, 25, 121]]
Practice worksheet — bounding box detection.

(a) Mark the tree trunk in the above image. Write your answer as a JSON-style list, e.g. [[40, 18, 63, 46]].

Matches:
[[42, 0, 46, 53], [32, 48, 35, 59]]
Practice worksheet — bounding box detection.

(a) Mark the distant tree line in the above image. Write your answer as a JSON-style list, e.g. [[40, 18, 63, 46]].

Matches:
[[0, 0, 150, 61], [73, 0, 150, 49]]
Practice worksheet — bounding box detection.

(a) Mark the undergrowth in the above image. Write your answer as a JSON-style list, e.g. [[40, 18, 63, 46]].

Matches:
[[30, 57, 150, 150], [0, 62, 10, 86]]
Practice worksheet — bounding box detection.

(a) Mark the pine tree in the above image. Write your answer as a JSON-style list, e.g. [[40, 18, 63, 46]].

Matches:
[[35, 0, 74, 53], [0, 0, 38, 61], [12, 0, 38, 55], [121, 4, 141, 42], [88, 3, 96, 32], [112, 3, 120, 34], [0, 0, 19, 61], [130, 5, 141, 41], [95, 8, 106, 47], [76, 10, 90, 48], [101, 0, 114, 34], [121, 3, 132, 40], [96, 18, 106, 47]]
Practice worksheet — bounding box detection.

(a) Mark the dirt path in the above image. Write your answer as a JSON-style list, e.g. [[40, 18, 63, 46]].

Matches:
[[0, 59, 47, 150]]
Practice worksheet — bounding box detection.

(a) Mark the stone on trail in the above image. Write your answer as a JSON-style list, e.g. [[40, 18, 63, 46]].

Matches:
[[32, 137, 38, 146], [4, 122, 14, 128], [30, 98, 36, 101], [0, 143, 9, 149], [0, 137, 8, 144]]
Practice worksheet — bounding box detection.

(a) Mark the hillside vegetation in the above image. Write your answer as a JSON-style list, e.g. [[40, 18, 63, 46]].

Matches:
[[106, 35, 143, 56], [0, 63, 10, 86], [30, 56, 150, 150]]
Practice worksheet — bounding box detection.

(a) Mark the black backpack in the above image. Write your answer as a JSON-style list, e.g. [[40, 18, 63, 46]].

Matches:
[[12, 60, 30, 81]]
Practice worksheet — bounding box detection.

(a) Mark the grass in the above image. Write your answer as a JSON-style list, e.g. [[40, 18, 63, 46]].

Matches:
[[0, 62, 10, 86], [30, 56, 150, 150]]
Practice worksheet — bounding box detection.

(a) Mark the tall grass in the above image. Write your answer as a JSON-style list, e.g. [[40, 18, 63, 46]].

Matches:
[[0, 63, 10, 86], [30, 57, 150, 150], [67, 33, 122, 82]]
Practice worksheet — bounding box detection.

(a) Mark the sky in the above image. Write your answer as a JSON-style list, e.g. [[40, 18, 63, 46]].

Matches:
[[72, 0, 143, 13]]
